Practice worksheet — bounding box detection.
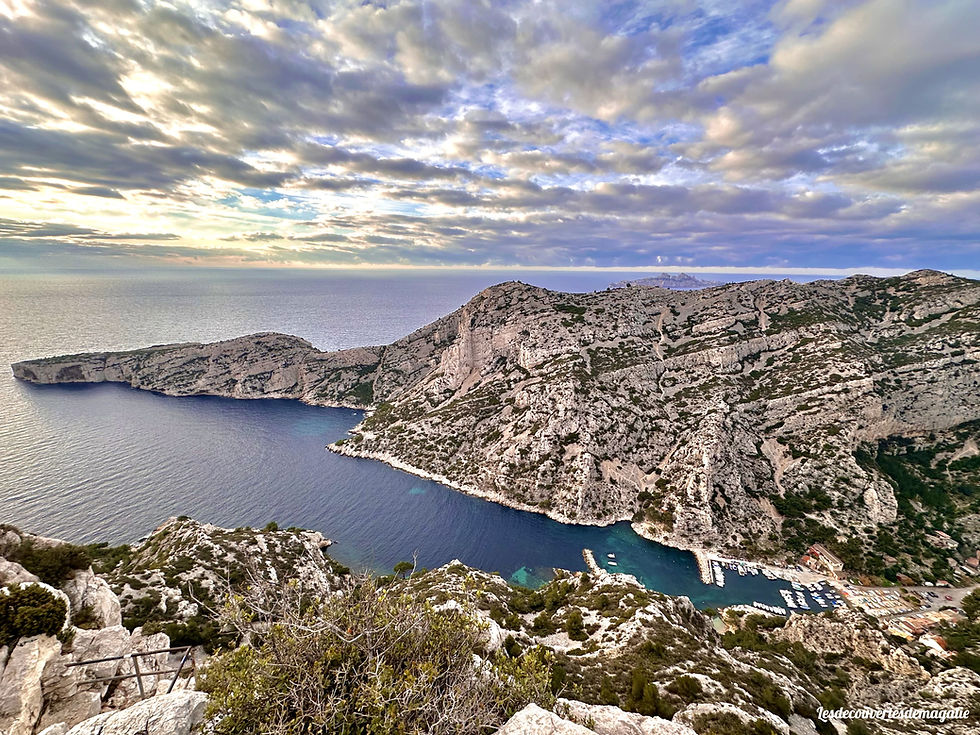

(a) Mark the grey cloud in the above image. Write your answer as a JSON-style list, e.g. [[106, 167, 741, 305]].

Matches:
[[0, 121, 290, 191], [0, 0, 977, 271]]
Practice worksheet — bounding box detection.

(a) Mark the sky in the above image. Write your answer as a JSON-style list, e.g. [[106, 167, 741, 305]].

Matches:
[[1, 0, 979, 274]]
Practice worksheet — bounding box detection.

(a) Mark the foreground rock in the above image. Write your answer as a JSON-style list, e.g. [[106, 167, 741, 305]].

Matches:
[[2, 519, 977, 734], [14, 271, 980, 570], [557, 698, 699, 734], [62, 690, 207, 735], [0, 520, 343, 735], [496, 703, 594, 734]]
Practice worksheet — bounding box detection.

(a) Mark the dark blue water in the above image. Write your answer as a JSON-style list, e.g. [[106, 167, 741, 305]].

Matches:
[[0, 268, 809, 608]]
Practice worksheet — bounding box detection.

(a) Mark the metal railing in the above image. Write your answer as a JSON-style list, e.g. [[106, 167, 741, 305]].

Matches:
[[65, 646, 195, 699]]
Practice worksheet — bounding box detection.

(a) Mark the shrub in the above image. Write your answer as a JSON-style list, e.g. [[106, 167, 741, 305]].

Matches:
[[667, 674, 703, 701], [7, 540, 91, 585], [691, 712, 778, 735], [531, 611, 557, 636], [565, 609, 587, 641], [200, 574, 554, 734], [599, 675, 619, 706], [143, 617, 225, 653], [0, 584, 67, 644], [71, 604, 101, 630]]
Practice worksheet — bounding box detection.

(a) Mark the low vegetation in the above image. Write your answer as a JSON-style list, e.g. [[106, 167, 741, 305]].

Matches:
[[199, 572, 555, 735], [1, 537, 92, 585], [0, 583, 67, 645]]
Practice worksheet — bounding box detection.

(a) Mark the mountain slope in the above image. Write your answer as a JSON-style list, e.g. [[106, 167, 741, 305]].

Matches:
[[13, 270, 980, 564]]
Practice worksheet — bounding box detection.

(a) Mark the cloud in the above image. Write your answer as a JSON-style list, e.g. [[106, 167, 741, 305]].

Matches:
[[0, 0, 977, 271]]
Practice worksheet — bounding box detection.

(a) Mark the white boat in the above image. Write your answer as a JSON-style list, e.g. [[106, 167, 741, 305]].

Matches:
[[607, 553, 616, 559], [607, 561, 618, 566]]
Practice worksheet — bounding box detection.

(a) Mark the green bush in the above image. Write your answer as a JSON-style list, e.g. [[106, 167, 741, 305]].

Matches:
[[565, 609, 587, 641], [143, 617, 225, 653], [7, 540, 91, 585], [0, 584, 67, 644], [667, 674, 703, 702], [531, 611, 557, 635], [691, 711, 778, 735], [599, 674, 619, 706]]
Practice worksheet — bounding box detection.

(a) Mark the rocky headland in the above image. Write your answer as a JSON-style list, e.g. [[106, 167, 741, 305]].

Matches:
[[12, 270, 980, 577]]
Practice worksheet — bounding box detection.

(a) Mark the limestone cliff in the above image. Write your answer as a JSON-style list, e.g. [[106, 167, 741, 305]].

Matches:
[[13, 270, 980, 560]]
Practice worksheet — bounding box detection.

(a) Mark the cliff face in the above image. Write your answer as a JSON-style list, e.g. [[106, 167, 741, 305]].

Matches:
[[13, 270, 980, 557]]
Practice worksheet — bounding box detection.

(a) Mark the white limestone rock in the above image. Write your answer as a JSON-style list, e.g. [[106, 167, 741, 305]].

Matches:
[[495, 703, 594, 734], [0, 635, 62, 735], [62, 569, 122, 628], [558, 698, 698, 734], [0, 559, 40, 586], [64, 690, 208, 735]]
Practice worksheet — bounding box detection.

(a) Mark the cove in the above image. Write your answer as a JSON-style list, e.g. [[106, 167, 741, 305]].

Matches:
[[6, 381, 793, 609]]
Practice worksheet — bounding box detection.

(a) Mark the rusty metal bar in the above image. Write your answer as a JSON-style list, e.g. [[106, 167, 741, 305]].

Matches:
[[167, 647, 192, 694], [81, 667, 188, 685], [131, 654, 146, 699], [65, 646, 192, 667]]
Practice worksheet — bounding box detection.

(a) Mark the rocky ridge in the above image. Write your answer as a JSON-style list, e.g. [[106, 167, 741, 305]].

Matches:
[[400, 557, 979, 734], [0, 520, 341, 735], [2, 520, 978, 734], [609, 273, 722, 290], [12, 270, 980, 565]]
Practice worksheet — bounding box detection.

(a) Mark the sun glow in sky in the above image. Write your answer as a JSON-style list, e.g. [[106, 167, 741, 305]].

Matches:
[[1, 0, 979, 271]]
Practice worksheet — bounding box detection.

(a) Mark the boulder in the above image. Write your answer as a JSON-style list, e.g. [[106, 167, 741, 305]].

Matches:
[[36, 691, 101, 733], [62, 569, 122, 628], [0, 635, 63, 735], [0, 559, 40, 586], [37, 723, 69, 735], [557, 698, 698, 734], [64, 690, 208, 735], [495, 703, 594, 734], [916, 666, 980, 708]]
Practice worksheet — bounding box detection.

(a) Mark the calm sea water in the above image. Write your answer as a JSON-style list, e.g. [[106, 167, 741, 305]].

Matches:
[[1, 268, 806, 608]]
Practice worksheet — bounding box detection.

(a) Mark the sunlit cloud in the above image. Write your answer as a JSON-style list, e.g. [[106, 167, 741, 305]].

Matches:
[[0, 0, 978, 270]]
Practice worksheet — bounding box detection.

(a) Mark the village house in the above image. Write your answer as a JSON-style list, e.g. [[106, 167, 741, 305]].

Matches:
[[805, 543, 845, 575]]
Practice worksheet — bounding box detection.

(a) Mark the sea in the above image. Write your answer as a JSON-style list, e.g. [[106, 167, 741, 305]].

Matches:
[[0, 267, 826, 609]]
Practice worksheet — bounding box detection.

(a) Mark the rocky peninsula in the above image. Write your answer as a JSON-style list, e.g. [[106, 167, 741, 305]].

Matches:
[[12, 270, 980, 579]]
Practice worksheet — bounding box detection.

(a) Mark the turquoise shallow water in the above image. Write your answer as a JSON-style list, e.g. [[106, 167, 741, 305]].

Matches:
[[0, 268, 811, 609]]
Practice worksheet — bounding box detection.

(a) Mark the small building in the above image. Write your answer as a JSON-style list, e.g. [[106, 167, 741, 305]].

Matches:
[[807, 543, 845, 574], [919, 633, 954, 659], [966, 557, 979, 569]]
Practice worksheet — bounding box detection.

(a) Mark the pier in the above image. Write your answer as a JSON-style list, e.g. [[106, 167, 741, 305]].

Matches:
[[582, 548, 604, 576], [694, 549, 713, 585]]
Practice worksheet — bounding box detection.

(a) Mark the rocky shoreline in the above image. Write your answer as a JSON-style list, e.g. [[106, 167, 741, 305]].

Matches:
[[12, 270, 980, 579], [329, 440, 628, 528]]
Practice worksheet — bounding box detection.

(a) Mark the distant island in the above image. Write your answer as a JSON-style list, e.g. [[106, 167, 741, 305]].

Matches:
[[609, 273, 722, 290]]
